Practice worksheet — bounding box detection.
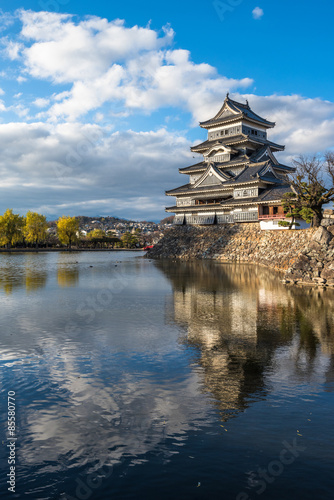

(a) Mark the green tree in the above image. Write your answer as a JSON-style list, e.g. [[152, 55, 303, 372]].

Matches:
[[121, 231, 139, 249], [56, 216, 79, 250], [289, 154, 334, 227], [0, 209, 25, 248], [278, 193, 301, 229], [24, 211, 48, 249]]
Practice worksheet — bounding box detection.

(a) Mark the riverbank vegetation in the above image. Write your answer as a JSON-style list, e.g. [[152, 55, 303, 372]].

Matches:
[[0, 211, 145, 250]]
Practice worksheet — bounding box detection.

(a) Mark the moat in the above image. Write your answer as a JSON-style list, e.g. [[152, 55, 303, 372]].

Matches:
[[0, 252, 333, 499]]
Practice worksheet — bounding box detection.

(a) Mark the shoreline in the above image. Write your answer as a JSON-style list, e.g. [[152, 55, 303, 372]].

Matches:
[[0, 248, 146, 253], [146, 220, 334, 288]]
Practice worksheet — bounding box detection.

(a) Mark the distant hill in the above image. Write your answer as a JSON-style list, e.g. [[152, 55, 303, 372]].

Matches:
[[160, 215, 174, 224], [76, 215, 130, 224], [48, 216, 158, 225]]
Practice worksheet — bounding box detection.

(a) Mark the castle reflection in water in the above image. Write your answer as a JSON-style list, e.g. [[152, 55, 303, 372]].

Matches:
[[156, 260, 334, 419], [0, 252, 333, 427]]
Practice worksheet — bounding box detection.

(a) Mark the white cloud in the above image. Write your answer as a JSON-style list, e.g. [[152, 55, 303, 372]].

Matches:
[[94, 112, 104, 122], [236, 93, 334, 158], [252, 7, 264, 20], [17, 75, 27, 83], [4, 40, 22, 59], [32, 97, 50, 108], [0, 122, 190, 219], [2, 10, 253, 122], [0, 10, 15, 32], [18, 11, 173, 84]]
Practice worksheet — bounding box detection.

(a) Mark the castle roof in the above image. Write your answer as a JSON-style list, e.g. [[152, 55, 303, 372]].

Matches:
[[166, 185, 293, 213], [191, 135, 284, 153], [179, 161, 207, 174], [199, 95, 275, 129], [166, 158, 291, 197]]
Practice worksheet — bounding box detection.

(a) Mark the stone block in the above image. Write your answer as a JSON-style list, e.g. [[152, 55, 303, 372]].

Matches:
[[321, 219, 333, 227], [307, 241, 321, 252], [321, 268, 334, 280], [313, 226, 333, 246], [313, 277, 326, 284]]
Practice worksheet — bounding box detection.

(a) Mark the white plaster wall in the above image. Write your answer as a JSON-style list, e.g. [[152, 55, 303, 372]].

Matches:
[[260, 219, 311, 231]]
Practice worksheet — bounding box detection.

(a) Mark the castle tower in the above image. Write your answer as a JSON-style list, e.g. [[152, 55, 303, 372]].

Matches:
[[166, 95, 297, 229]]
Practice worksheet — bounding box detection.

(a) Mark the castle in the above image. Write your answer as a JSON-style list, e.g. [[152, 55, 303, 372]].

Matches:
[[166, 95, 305, 230]]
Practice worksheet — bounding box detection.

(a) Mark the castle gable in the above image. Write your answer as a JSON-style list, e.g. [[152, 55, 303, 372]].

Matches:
[[194, 165, 231, 188]]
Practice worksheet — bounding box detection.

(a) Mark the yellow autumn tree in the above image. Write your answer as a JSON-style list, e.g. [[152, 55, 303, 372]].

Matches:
[[56, 216, 79, 250], [87, 229, 106, 240], [0, 209, 25, 248], [24, 211, 48, 249]]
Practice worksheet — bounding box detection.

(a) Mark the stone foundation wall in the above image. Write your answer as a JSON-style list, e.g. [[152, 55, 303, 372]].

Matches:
[[147, 209, 334, 286], [284, 212, 334, 286]]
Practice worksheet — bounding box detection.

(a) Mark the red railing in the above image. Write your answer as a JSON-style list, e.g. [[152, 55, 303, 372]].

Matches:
[[258, 214, 287, 220]]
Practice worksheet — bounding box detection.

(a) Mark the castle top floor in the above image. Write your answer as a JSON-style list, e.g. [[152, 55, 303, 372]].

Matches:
[[200, 94, 275, 142]]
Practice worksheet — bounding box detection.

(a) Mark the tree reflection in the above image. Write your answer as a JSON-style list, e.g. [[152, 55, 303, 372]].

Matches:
[[0, 254, 47, 294], [57, 267, 79, 288]]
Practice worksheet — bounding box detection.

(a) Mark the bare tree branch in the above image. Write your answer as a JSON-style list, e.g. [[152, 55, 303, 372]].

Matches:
[[287, 153, 334, 227]]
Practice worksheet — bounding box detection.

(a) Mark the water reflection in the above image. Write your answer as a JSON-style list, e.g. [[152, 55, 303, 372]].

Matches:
[[57, 264, 79, 287], [156, 261, 334, 417], [0, 255, 334, 500], [0, 253, 48, 293], [0, 253, 82, 292]]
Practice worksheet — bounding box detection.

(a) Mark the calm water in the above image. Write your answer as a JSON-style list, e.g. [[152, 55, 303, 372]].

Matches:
[[0, 252, 333, 500]]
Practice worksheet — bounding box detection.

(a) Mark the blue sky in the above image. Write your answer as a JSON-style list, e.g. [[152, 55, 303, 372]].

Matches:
[[0, 0, 333, 220]]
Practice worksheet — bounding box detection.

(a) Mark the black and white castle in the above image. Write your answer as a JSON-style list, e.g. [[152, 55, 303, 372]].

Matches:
[[166, 94, 307, 230]]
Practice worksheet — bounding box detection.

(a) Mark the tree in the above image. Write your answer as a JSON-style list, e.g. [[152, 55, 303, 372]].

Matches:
[[56, 216, 79, 250], [278, 193, 301, 230], [289, 154, 334, 227], [24, 211, 48, 249], [121, 231, 139, 249], [277, 193, 314, 230], [87, 229, 106, 240], [0, 209, 25, 248]]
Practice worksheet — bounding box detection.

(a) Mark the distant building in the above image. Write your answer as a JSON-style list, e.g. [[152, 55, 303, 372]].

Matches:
[[166, 95, 307, 230]]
